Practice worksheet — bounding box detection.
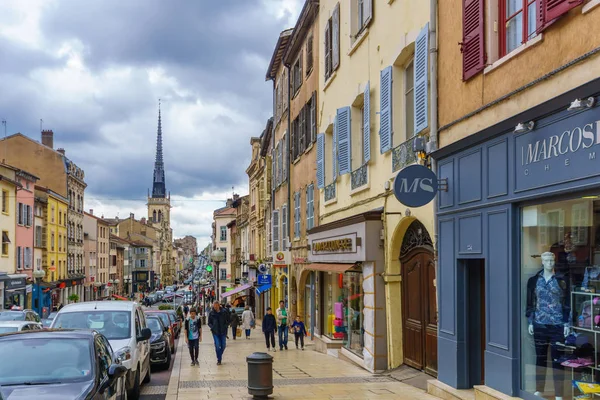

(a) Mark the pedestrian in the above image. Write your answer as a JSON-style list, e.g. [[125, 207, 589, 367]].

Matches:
[[291, 316, 308, 350], [229, 307, 239, 340], [262, 307, 277, 352], [207, 301, 230, 365], [275, 301, 289, 350], [184, 308, 202, 366], [183, 304, 189, 319], [241, 306, 255, 339]]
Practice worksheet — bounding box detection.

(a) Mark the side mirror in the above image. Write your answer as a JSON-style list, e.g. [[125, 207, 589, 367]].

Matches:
[[137, 327, 152, 342], [100, 364, 127, 393], [164, 327, 169, 333]]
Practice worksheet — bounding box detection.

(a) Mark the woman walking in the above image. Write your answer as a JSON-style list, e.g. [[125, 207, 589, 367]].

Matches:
[[229, 306, 240, 340], [241, 306, 255, 339]]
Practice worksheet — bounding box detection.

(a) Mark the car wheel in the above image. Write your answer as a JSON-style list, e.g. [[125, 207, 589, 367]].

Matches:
[[128, 369, 140, 400], [143, 359, 151, 384], [163, 350, 172, 370]]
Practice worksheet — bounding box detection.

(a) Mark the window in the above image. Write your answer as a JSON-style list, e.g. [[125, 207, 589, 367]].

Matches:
[[306, 34, 314, 75], [51, 233, 55, 251], [352, 0, 372, 40], [324, 3, 340, 81], [17, 203, 23, 225], [404, 60, 415, 139], [272, 209, 280, 252], [220, 268, 227, 280], [58, 211, 62, 226], [220, 247, 227, 262], [500, 0, 537, 56], [35, 226, 43, 248], [294, 192, 301, 238], [3, 232, 10, 256], [140, 259, 146, 268], [310, 92, 317, 144], [1, 190, 8, 214], [220, 226, 227, 241], [306, 184, 314, 230], [292, 53, 303, 94], [17, 247, 22, 269], [51, 207, 54, 223], [24, 248, 31, 269]]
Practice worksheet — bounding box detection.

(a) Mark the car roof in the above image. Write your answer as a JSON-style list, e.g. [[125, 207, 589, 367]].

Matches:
[[57, 301, 139, 313], [0, 321, 39, 327], [0, 328, 96, 341]]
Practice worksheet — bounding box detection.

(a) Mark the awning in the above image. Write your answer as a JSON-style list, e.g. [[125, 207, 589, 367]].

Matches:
[[220, 283, 253, 299], [111, 294, 128, 301], [2, 232, 10, 244], [305, 263, 356, 273], [256, 284, 272, 295]]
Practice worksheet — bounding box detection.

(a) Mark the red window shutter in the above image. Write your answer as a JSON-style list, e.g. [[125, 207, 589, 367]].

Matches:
[[544, 0, 583, 23], [461, 0, 486, 81]]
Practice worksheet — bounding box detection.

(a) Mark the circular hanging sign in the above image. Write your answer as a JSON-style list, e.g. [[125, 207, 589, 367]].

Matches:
[[258, 264, 268, 274], [393, 164, 438, 207]]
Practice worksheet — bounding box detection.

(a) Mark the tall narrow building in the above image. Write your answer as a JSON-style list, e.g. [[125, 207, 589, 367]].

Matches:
[[147, 102, 174, 286]]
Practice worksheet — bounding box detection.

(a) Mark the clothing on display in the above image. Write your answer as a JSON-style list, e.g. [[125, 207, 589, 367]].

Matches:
[[526, 269, 570, 326]]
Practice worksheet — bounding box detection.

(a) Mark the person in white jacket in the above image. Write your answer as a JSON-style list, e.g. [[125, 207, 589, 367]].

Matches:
[[241, 306, 255, 339], [276, 301, 289, 350]]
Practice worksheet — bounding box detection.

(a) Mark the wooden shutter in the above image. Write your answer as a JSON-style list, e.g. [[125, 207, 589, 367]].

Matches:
[[291, 119, 296, 160], [28, 205, 32, 227], [307, 35, 313, 73], [311, 92, 317, 143], [299, 109, 304, 154], [325, 21, 331, 78], [282, 205, 288, 244], [283, 133, 288, 182], [461, 0, 485, 81], [414, 23, 429, 135], [17, 247, 21, 269], [272, 209, 279, 252], [332, 114, 338, 178], [379, 66, 393, 153], [364, 0, 373, 26], [295, 192, 301, 237], [544, 0, 583, 23], [303, 105, 309, 152], [332, 3, 340, 71], [317, 133, 325, 189], [363, 81, 371, 163], [299, 52, 303, 87], [336, 106, 351, 175]]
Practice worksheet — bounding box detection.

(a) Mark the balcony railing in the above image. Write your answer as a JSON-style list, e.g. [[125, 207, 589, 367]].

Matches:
[[324, 182, 336, 202], [351, 164, 368, 190], [392, 137, 418, 173]]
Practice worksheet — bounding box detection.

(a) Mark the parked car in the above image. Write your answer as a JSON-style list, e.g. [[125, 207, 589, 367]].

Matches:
[[51, 301, 152, 400], [155, 291, 164, 302], [0, 321, 43, 333], [166, 310, 181, 337], [41, 311, 58, 328], [145, 316, 172, 369], [0, 329, 127, 399], [0, 309, 41, 322], [145, 313, 174, 354], [145, 310, 179, 340]]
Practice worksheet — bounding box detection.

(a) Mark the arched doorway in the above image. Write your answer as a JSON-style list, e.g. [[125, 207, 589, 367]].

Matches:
[[400, 220, 437, 376]]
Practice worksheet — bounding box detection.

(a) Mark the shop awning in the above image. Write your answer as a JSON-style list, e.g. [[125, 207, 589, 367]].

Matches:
[[305, 263, 356, 273], [219, 283, 253, 299], [256, 284, 271, 295]]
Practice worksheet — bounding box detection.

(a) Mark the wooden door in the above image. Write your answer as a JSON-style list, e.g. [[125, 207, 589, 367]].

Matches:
[[401, 248, 438, 376]]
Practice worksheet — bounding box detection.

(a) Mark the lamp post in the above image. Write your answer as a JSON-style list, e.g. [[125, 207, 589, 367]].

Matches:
[[210, 248, 225, 302], [124, 278, 131, 298], [93, 281, 102, 300], [114, 279, 120, 296], [32, 268, 46, 316]]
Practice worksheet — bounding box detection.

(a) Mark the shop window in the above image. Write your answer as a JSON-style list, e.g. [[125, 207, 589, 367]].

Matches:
[[521, 196, 600, 398]]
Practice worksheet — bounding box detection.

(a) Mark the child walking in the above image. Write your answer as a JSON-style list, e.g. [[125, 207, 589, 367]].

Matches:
[[262, 307, 277, 352], [291, 316, 307, 350], [184, 308, 202, 366]]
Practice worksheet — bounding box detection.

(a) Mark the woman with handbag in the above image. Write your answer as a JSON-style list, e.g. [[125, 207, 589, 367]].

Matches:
[[241, 306, 255, 339], [229, 307, 240, 340]]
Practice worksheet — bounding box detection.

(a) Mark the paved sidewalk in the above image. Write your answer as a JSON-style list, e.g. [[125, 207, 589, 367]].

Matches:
[[166, 325, 437, 400]]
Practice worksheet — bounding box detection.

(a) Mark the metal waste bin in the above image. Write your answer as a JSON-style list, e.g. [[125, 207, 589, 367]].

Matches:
[[247, 352, 273, 398]]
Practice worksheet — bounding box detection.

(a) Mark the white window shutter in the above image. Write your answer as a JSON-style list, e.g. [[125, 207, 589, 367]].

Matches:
[[282, 205, 288, 244], [336, 106, 352, 175], [414, 23, 429, 135], [363, 81, 371, 163], [332, 3, 340, 71], [379, 66, 393, 153], [272, 210, 279, 252], [364, 0, 373, 25], [316, 133, 325, 189]]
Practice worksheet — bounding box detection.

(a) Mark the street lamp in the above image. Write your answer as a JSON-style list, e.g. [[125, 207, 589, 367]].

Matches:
[[32, 268, 46, 316], [114, 279, 120, 295], [124, 278, 131, 298], [211, 248, 225, 301], [93, 281, 102, 300]]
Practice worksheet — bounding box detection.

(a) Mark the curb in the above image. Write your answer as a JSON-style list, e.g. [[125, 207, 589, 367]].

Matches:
[[165, 334, 185, 399]]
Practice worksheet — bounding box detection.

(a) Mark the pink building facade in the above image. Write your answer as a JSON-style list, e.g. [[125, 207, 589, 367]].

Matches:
[[15, 169, 38, 284]]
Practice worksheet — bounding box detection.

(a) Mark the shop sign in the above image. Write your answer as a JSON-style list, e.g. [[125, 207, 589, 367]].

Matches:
[[257, 274, 272, 286], [272, 251, 290, 267], [393, 164, 438, 207], [516, 113, 600, 191], [293, 257, 308, 264], [6, 278, 26, 289], [312, 234, 357, 255]]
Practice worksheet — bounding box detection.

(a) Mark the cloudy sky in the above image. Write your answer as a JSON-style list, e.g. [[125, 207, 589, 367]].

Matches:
[[0, 0, 301, 249]]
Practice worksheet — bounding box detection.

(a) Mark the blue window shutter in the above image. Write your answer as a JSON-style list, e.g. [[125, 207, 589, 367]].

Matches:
[[379, 66, 393, 153], [363, 81, 371, 163], [316, 133, 325, 188], [305, 186, 310, 227], [336, 106, 351, 175], [414, 23, 429, 135], [332, 116, 337, 178]]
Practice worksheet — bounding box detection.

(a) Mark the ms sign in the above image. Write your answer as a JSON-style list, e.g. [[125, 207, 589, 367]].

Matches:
[[393, 165, 438, 207]]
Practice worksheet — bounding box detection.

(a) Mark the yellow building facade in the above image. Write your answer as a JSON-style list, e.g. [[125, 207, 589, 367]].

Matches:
[[46, 191, 68, 284], [311, 0, 435, 373]]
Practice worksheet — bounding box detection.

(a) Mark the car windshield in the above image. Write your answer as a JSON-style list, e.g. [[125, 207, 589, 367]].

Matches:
[[153, 313, 170, 327], [47, 312, 57, 320], [0, 312, 24, 321], [53, 311, 131, 340], [147, 318, 163, 334], [0, 327, 18, 334], [0, 338, 92, 385]]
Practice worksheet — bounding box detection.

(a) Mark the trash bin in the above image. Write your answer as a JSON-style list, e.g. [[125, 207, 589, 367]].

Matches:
[[247, 352, 273, 398]]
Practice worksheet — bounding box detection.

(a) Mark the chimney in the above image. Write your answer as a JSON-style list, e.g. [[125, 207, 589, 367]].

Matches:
[[57, 148, 65, 155], [41, 130, 54, 149], [226, 198, 233, 207], [130, 213, 134, 219], [89, 209, 93, 215]]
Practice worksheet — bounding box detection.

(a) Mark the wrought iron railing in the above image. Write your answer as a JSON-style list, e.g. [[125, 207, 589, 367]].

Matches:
[[392, 137, 418, 172], [324, 182, 336, 202], [351, 164, 368, 190]]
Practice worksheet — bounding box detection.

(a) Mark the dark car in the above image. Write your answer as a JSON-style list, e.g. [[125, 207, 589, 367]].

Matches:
[[145, 316, 172, 369], [145, 313, 174, 354], [146, 311, 179, 340], [0, 310, 41, 322], [165, 311, 181, 338], [0, 329, 127, 400]]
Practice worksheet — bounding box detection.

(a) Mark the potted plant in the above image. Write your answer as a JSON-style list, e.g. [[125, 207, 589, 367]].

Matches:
[[68, 293, 80, 303]]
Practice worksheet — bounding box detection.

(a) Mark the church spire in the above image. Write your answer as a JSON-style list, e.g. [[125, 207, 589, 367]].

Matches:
[[152, 100, 166, 198]]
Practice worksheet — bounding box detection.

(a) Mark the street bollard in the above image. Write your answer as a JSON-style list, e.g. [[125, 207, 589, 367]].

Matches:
[[247, 352, 273, 398]]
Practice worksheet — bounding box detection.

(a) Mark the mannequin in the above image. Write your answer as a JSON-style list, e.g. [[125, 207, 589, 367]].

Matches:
[[525, 252, 570, 400]]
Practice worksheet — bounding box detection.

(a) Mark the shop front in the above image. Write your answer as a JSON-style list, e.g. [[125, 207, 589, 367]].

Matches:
[[307, 209, 387, 373], [4, 275, 27, 309], [433, 82, 600, 398]]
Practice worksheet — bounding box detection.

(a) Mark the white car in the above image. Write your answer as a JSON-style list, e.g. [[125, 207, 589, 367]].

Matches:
[[50, 301, 152, 400], [0, 321, 42, 334]]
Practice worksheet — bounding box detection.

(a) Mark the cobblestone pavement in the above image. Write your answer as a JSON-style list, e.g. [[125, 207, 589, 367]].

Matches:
[[164, 325, 438, 400]]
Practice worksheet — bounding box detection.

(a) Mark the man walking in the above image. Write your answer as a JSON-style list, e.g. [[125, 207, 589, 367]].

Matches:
[[184, 308, 201, 366], [262, 307, 277, 351], [276, 300, 289, 350], [208, 301, 230, 365]]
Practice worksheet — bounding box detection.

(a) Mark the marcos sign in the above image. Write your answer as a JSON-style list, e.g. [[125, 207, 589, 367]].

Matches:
[[393, 165, 438, 207]]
